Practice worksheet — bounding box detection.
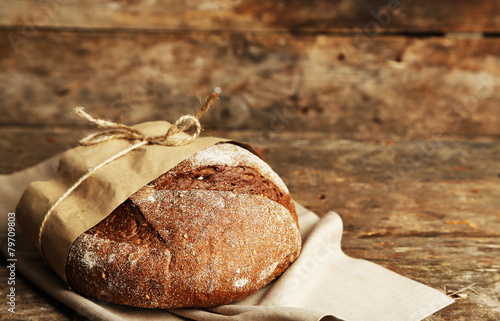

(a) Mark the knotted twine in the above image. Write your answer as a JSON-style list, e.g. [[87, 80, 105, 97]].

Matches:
[[37, 92, 219, 255]]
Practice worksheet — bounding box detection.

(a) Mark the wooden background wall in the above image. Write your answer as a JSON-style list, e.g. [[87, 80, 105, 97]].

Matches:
[[1, 0, 499, 140]]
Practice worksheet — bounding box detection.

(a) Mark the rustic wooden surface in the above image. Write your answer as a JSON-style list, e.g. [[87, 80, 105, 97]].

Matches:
[[2, 0, 500, 32], [1, 30, 499, 138], [1, 127, 500, 320], [1, 1, 500, 139], [1, 0, 500, 320]]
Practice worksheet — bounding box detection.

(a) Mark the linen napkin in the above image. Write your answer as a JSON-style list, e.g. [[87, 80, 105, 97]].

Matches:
[[0, 155, 454, 321]]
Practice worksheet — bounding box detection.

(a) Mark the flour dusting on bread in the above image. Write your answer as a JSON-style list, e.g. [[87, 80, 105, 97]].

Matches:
[[66, 142, 301, 308]]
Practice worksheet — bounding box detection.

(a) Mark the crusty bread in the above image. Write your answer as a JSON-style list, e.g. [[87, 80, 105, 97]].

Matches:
[[65, 143, 301, 308]]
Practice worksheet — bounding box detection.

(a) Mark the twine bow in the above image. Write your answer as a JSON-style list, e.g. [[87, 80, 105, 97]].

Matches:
[[76, 91, 219, 147], [38, 92, 219, 256]]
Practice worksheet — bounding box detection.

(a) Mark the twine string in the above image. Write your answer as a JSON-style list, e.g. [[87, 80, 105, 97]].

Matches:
[[75, 91, 219, 146], [37, 92, 219, 255]]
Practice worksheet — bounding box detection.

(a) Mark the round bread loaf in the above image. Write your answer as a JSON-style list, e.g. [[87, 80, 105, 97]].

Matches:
[[65, 143, 301, 308]]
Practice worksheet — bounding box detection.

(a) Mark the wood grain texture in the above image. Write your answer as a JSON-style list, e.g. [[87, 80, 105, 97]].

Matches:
[[1, 127, 499, 319], [1, 0, 499, 33], [1, 30, 500, 139]]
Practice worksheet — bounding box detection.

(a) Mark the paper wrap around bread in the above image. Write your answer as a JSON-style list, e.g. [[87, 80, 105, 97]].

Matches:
[[16, 120, 301, 308]]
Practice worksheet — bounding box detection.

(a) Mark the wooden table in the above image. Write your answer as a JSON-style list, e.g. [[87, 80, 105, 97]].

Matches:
[[1, 127, 499, 320], [1, 0, 500, 319]]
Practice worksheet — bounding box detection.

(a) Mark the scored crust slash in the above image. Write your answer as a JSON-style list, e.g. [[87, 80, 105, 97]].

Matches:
[[66, 143, 301, 308], [16, 92, 301, 308]]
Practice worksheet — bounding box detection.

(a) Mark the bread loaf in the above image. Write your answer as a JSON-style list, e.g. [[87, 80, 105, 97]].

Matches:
[[65, 143, 301, 308]]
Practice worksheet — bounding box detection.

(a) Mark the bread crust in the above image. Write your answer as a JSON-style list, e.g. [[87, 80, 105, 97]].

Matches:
[[66, 143, 301, 308]]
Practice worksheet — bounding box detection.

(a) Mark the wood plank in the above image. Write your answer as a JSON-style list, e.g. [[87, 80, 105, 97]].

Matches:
[[1, 127, 499, 319], [1, 0, 499, 33], [342, 237, 500, 321], [1, 31, 500, 139]]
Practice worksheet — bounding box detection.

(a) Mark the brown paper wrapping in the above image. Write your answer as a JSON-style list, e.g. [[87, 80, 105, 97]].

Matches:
[[16, 120, 233, 282]]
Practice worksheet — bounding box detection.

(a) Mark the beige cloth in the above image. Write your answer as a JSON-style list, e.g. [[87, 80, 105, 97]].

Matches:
[[0, 156, 454, 321]]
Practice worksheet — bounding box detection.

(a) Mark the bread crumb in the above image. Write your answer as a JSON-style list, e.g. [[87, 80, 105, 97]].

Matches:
[[145, 294, 150, 300], [183, 234, 188, 239], [252, 250, 257, 255]]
